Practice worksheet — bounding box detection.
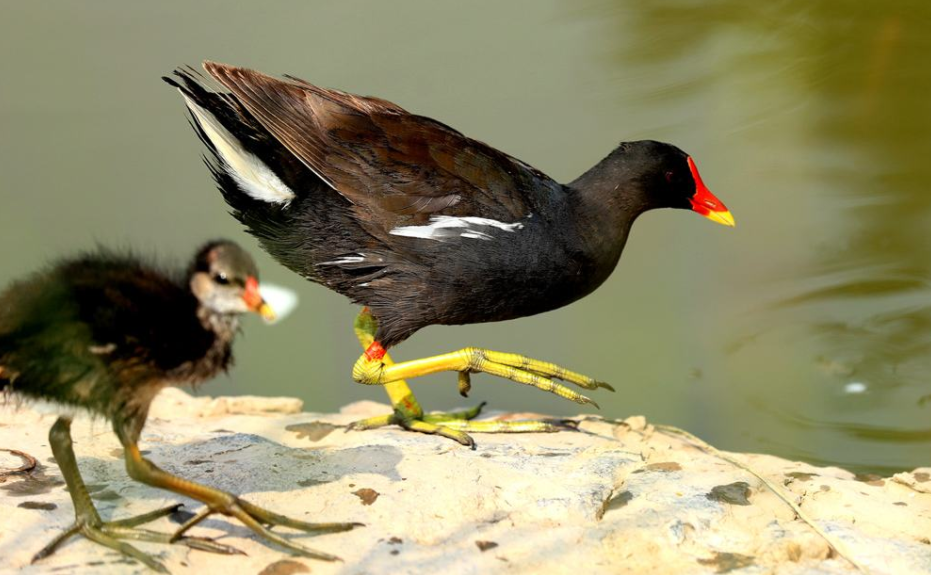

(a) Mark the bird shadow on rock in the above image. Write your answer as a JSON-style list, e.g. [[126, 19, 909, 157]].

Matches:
[[4, 432, 403, 558], [90, 432, 403, 500]]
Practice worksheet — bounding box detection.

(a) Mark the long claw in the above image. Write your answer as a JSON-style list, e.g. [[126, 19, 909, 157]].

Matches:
[[231, 505, 343, 562]]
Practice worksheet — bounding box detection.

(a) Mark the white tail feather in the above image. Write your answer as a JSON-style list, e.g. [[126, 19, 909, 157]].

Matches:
[[182, 95, 296, 205]]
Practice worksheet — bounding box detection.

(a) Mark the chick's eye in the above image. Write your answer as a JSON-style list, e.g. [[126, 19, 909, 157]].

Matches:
[[213, 272, 230, 285], [665, 171, 675, 183]]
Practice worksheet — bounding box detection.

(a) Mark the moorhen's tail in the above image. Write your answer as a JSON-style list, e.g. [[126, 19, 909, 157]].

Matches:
[[165, 66, 384, 298], [163, 68, 313, 226]]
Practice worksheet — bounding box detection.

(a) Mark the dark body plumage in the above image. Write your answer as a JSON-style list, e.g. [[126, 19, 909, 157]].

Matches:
[[166, 63, 725, 349], [1, 243, 357, 568], [0, 246, 238, 435]]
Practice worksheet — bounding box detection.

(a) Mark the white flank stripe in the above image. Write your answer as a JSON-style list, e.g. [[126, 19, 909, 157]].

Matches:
[[319, 256, 366, 265], [460, 231, 493, 241], [389, 215, 524, 241], [182, 95, 296, 205]]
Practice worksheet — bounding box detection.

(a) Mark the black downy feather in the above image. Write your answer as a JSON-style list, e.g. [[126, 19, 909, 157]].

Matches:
[[0, 244, 245, 436]]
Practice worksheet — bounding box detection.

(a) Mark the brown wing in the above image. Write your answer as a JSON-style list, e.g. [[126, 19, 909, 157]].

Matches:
[[203, 61, 549, 227]]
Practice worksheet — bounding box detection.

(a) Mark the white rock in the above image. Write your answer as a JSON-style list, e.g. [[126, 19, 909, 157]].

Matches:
[[0, 389, 928, 575]]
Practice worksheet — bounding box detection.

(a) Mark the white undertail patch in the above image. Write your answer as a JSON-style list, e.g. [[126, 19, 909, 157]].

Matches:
[[389, 216, 525, 241], [182, 95, 296, 205]]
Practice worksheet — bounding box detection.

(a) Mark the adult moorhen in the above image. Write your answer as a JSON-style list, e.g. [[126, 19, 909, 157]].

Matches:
[[165, 63, 734, 447], [0, 241, 358, 571]]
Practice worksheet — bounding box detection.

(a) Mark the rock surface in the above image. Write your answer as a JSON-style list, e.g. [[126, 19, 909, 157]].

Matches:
[[0, 388, 929, 575]]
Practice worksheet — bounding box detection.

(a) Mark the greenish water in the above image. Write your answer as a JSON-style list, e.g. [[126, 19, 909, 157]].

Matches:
[[2, 1, 929, 473]]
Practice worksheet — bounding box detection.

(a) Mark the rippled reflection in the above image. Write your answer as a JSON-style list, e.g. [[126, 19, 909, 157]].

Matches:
[[576, 0, 931, 471]]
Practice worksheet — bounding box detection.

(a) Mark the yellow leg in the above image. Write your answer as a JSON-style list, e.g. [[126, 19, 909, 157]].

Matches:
[[32, 418, 240, 573], [347, 309, 609, 447], [118, 436, 361, 562], [352, 309, 424, 419]]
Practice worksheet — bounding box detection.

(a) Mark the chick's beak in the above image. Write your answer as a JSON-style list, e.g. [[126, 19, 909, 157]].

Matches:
[[244, 276, 276, 322], [687, 157, 735, 227]]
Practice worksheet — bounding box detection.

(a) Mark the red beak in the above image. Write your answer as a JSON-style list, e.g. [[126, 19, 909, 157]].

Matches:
[[243, 276, 276, 321], [687, 157, 735, 227]]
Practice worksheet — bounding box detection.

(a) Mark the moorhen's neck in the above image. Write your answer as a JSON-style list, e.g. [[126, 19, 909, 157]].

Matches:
[[569, 148, 654, 221], [566, 149, 652, 274]]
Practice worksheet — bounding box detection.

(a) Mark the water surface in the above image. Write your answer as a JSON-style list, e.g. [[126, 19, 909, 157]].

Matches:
[[1, 0, 929, 473]]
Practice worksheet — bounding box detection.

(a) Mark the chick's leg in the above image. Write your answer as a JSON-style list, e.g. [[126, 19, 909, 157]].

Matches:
[[32, 417, 238, 573], [116, 426, 361, 563]]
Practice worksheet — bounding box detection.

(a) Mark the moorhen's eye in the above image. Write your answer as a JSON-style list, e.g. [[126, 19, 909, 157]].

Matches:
[[665, 171, 675, 183], [213, 272, 230, 285]]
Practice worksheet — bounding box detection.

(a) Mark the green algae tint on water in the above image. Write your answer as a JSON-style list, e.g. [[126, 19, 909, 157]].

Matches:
[[1, 0, 929, 473]]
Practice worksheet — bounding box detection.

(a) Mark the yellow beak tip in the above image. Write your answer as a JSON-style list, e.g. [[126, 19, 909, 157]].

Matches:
[[707, 210, 736, 227], [257, 303, 277, 323]]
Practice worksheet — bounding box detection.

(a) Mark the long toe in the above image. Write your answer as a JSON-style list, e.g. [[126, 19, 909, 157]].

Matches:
[[481, 350, 607, 391], [173, 536, 245, 555], [172, 497, 352, 562], [81, 524, 170, 573], [346, 414, 398, 431], [478, 360, 598, 405], [353, 402, 585, 445], [232, 505, 344, 562], [31, 511, 228, 572], [455, 419, 563, 433], [238, 499, 363, 534], [106, 525, 244, 555], [398, 417, 476, 447], [108, 503, 184, 528]]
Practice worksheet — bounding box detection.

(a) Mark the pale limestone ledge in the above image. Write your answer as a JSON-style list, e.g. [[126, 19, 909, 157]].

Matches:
[[0, 388, 928, 575]]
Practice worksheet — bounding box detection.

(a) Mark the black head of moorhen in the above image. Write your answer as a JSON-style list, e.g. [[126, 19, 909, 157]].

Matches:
[[165, 62, 734, 447], [0, 241, 358, 571]]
